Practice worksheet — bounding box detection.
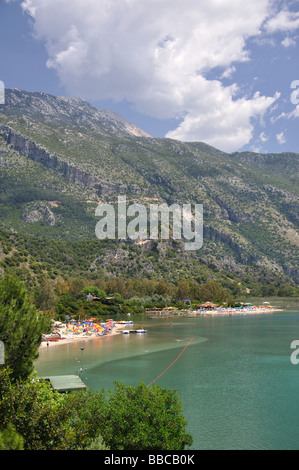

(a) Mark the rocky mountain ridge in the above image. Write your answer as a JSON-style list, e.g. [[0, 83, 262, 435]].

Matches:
[[0, 88, 298, 287], [3, 88, 151, 138]]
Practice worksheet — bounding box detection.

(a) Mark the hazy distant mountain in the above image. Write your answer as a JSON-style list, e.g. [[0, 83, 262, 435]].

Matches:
[[3, 88, 151, 138], [0, 89, 298, 288]]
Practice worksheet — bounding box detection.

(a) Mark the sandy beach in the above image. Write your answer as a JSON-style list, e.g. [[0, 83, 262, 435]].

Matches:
[[198, 307, 281, 316], [39, 324, 123, 349]]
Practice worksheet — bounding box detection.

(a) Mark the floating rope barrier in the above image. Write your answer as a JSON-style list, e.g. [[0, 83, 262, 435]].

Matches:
[[147, 337, 195, 387]]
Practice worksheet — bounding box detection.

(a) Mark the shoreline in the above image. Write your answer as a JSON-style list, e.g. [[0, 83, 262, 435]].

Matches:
[[39, 326, 122, 349], [39, 308, 282, 349], [197, 307, 282, 316], [148, 307, 283, 318]]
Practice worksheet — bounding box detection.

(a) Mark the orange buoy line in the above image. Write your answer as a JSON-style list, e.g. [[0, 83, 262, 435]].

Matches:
[[147, 337, 195, 387]]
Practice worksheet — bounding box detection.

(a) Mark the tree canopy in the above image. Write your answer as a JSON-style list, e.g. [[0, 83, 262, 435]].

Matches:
[[0, 275, 51, 381], [0, 369, 193, 450]]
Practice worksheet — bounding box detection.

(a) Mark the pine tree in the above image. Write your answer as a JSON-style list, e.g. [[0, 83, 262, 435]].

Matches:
[[0, 275, 51, 381]]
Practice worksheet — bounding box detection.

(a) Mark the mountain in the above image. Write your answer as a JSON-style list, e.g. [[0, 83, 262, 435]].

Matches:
[[0, 88, 298, 293], [3, 88, 151, 138]]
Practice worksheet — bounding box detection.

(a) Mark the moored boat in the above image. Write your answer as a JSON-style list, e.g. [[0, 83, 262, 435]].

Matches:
[[122, 328, 147, 334]]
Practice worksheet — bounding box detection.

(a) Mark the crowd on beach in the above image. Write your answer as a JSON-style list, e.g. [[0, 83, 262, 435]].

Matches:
[[186, 302, 280, 316], [196, 305, 279, 316], [148, 302, 281, 318], [41, 318, 129, 347]]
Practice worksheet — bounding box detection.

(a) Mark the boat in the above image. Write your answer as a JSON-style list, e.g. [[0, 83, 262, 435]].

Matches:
[[123, 328, 147, 334], [42, 333, 61, 342], [115, 320, 133, 325]]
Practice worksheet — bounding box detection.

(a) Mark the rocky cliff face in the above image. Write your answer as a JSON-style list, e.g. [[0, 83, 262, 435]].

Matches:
[[0, 124, 101, 189], [0, 125, 143, 196], [22, 202, 58, 226], [0, 88, 298, 285]]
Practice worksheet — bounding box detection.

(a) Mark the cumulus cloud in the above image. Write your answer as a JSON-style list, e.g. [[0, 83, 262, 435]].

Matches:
[[265, 9, 299, 33], [276, 131, 286, 144], [281, 36, 296, 47], [19, 0, 288, 151], [166, 88, 280, 151]]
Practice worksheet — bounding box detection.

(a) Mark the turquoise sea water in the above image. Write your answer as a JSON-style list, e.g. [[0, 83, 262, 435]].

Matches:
[[35, 300, 299, 450]]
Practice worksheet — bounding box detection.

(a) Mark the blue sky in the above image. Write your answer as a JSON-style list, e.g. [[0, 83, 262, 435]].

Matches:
[[0, 0, 299, 154]]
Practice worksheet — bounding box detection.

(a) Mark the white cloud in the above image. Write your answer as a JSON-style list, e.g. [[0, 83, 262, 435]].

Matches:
[[259, 131, 268, 142], [289, 105, 299, 118], [265, 9, 299, 33], [166, 89, 279, 152], [19, 0, 289, 151], [281, 36, 296, 47], [220, 66, 237, 79], [251, 145, 263, 153], [272, 103, 299, 122], [276, 131, 286, 144]]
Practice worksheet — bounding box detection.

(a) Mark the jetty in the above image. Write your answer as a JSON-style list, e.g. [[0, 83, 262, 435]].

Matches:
[[145, 307, 174, 319], [42, 375, 87, 393]]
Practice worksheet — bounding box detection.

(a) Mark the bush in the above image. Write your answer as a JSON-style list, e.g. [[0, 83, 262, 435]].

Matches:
[[0, 424, 24, 450], [82, 434, 110, 450], [80, 286, 107, 299], [0, 371, 193, 450], [99, 381, 193, 450]]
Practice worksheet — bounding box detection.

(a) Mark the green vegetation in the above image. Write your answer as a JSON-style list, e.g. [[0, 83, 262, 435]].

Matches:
[[0, 265, 294, 325], [0, 424, 24, 450], [0, 369, 192, 450], [0, 89, 298, 450], [1, 229, 297, 308], [0, 275, 51, 381], [0, 277, 193, 450], [0, 88, 298, 289], [95, 381, 193, 450], [11, 271, 298, 324]]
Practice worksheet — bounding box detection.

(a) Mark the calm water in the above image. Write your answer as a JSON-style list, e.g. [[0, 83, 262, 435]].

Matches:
[[35, 299, 299, 450]]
